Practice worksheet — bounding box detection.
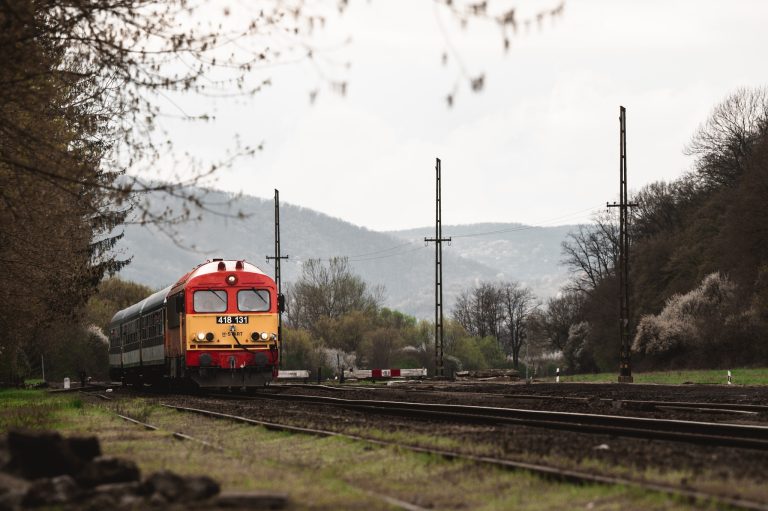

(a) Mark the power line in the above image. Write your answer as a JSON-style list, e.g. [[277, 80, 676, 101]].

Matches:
[[344, 241, 414, 259], [348, 245, 428, 262]]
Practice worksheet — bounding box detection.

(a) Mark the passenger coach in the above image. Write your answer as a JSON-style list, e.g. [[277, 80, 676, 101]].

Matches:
[[108, 259, 282, 388]]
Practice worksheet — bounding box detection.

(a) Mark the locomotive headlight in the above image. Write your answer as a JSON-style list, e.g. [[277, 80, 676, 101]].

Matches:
[[251, 332, 259, 341], [260, 332, 269, 340], [196, 332, 205, 341], [226, 274, 237, 285]]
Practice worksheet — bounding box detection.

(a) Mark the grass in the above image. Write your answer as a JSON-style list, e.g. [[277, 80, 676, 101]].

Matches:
[[548, 367, 768, 385], [0, 389, 756, 510], [0, 388, 86, 430]]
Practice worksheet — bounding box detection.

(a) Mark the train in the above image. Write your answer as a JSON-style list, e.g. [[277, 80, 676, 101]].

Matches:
[[108, 259, 283, 388]]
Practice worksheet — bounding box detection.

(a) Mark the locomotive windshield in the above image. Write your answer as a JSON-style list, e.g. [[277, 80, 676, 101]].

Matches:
[[237, 289, 270, 312], [193, 289, 227, 312]]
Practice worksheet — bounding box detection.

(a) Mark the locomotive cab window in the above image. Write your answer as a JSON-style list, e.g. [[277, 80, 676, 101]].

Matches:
[[193, 290, 228, 312], [237, 289, 270, 312]]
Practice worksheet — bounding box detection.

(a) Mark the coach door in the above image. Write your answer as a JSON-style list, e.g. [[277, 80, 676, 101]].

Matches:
[[165, 292, 185, 375]]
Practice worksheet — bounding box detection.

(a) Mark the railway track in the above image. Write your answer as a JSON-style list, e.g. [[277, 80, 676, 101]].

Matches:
[[271, 383, 768, 415], [161, 401, 768, 511], [204, 391, 768, 451]]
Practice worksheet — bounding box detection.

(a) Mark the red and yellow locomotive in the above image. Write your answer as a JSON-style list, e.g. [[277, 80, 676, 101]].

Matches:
[[108, 259, 282, 388]]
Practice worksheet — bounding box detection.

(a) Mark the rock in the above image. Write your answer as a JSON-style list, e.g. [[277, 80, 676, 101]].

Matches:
[[214, 491, 289, 509], [67, 436, 101, 462], [6, 430, 100, 478], [117, 493, 144, 509], [143, 470, 219, 503], [77, 456, 140, 487], [0, 472, 30, 511], [183, 475, 220, 501], [7, 430, 75, 478], [84, 492, 117, 511], [148, 491, 168, 507], [0, 491, 23, 511], [22, 475, 80, 506], [92, 481, 145, 499], [143, 470, 185, 502], [0, 438, 9, 470], [0, 472, 29, 494]]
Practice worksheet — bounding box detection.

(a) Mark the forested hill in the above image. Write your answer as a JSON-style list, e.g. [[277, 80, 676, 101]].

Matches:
[[116, 189, 574, 318], [565, 87, 768, 372]]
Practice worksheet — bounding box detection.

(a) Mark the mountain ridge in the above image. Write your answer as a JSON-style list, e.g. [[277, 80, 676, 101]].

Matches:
[[115, 189, 577, 318]]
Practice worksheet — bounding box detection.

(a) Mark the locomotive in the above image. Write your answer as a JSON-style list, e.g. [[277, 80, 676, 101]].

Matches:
[[108, 259, 283, 388]]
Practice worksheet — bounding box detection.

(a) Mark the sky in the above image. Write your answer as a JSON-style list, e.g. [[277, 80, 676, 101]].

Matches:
[[149, 0, 768, 232]]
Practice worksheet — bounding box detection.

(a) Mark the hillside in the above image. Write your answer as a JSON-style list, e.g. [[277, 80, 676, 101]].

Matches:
[[390, 223, 576, 302], [115, 189, 574, 318]]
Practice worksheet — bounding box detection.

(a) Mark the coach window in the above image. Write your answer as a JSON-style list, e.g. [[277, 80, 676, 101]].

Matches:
[[193, 290, 228, 312], [237, 289, 270, 312]]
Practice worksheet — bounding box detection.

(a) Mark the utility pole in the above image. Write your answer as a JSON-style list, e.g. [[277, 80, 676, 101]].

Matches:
[[266, 189, 289, 368], [424, 158, 451, 378], [607, 106, 637, 383]]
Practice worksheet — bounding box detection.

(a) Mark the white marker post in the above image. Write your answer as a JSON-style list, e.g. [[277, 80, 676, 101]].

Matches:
[[63, 377, 70, 390], [727, 370, 733, 385], [556, 367, 560, 383]]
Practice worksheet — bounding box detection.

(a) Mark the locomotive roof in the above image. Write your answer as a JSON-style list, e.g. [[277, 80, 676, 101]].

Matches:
[[171, 259, 267, 289]]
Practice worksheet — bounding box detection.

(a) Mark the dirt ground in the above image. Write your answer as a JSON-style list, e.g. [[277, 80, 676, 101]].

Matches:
[[138, 380, 768, 504]]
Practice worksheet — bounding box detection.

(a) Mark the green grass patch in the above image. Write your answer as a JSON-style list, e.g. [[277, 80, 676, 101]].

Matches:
[[551, 367, 768, 385], [0, 388, 86, 430]]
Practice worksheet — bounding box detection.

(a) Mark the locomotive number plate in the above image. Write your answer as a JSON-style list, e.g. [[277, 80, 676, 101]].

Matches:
[[216, 315, 249, 324]]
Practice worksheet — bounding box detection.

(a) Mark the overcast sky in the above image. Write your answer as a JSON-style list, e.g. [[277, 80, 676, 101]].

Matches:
[[153, 0, 768, 232]]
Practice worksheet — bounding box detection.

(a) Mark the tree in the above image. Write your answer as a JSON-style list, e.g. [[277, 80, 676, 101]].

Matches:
[[686, 87, 768, 189], [451, 280, 537, 369], [562, 321, 597, 373], [539, 290, 584, 353], [630, 176, 702, 240], [560, 210, 619, 293], [499, 282, 538, 369], [1, 4, 132, 380], [286, 257, 380, 333], [632, 273, 747, 367], [84, 279, 155, 335], [453, 282, 504, 338]]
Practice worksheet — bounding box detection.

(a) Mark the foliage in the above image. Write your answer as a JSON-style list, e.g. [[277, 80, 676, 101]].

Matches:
[[286, 257, 381, 333], [0, 2, 130, 382], [451, 336, 508, 370], [555, 87, 768, 373], [453, 282, 504, 339], [282, 327, 329, 374], [685, 87, 768, 189], [84, 278, 154, 335], [452, 280, 537, 368], [562, 321, 597, 373], [560, 210, 618, 293], [538, 291, 584, 352], [632, 273, 756, 368]]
